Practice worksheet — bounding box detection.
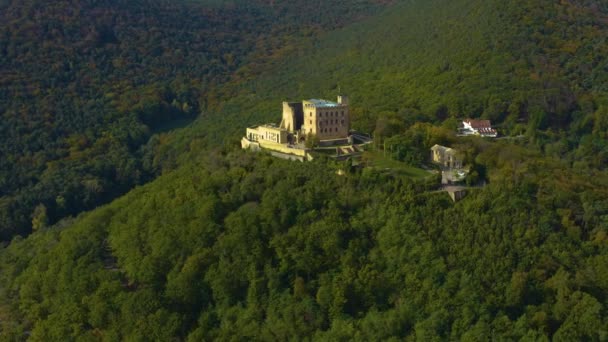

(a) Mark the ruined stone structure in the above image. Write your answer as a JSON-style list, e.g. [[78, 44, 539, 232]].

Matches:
[[430, 144, 463, 169]]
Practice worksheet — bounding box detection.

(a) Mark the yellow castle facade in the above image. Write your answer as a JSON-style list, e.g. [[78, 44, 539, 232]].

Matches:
[[280, 95, 350, 142], [244, 95, 350, 146]]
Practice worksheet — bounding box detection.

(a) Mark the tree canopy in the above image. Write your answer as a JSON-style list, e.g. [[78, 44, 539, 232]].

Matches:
[[1, 0, 608, 340], [1, 145, 607, 340]]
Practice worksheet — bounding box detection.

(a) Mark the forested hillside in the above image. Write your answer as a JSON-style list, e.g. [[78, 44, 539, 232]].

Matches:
[[156, 0, 608, 168], [1, 144, 607, 340], [1, 0, 608, 340], [0, 0, 389, 240]]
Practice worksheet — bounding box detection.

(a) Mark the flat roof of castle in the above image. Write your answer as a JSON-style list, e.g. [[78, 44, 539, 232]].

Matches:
[[248, 123, 281, 129], [306, 99, 342, 108]]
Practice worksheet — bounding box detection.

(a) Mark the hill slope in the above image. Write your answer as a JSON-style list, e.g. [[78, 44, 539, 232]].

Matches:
[[160, 0, 608, 162], [0, 0, 389, 240], [1, 143, 607, 340]]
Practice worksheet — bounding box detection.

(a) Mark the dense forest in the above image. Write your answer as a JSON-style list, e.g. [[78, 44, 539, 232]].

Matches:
[[1, 0, 608, 340], [0, 0, 389, 240], [1, 144, 607, 340]]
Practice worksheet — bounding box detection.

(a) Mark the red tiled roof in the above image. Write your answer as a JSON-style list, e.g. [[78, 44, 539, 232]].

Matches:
[[464, 119, 492, 129]]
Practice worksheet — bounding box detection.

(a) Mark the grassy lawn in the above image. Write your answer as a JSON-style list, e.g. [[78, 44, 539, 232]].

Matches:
[[363, 150, 432, 179]]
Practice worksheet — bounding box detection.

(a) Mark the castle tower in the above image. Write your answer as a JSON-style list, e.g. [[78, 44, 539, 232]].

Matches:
[[280, 101, 295, 131], [280, 101, 304, 132], [301, 96, 350, 141]]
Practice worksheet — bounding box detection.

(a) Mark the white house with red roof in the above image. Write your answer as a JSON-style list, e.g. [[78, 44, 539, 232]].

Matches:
[[460, 119, 498, 137]]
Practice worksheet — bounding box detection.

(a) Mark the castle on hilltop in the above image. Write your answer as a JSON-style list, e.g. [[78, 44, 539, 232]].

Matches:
[[280, 95, 350, 143], [245, 95, 350, 146], [242, 95, 369, 161], [241, 95, 371, 160]]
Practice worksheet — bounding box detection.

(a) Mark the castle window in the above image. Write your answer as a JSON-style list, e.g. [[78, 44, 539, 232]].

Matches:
[[341, 111, 344, 116], [310, 120, 312, 125], [341, 119, 344, 125], [310, 112, 312, 117]]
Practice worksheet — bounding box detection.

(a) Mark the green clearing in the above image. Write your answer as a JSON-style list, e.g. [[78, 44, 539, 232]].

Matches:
[[363, 150, 432, 179]]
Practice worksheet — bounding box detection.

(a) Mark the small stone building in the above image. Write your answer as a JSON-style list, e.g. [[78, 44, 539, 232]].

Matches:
[[430, 144, 463, 169], [447, 187, 467, 202]]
